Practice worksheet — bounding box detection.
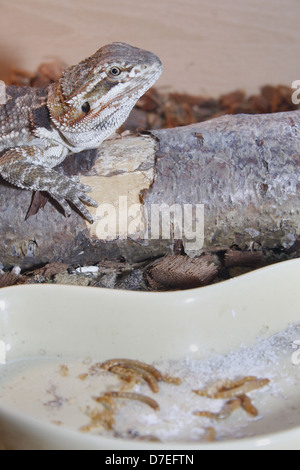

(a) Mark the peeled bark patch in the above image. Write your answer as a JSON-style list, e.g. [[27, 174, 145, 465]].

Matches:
[[80, 134, 156, 240]]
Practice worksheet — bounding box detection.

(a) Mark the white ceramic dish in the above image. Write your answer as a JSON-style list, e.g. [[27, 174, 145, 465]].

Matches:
[[0, 258, 300, 450]]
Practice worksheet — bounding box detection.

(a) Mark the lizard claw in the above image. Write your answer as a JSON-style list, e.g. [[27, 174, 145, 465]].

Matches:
[[54, 194, 97, 223], [49, 177, 98, 223]]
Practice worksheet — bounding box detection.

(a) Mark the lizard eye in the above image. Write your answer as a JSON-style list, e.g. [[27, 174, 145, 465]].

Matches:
[[81, 102, 90, 114], [108, 66, 122, 77]]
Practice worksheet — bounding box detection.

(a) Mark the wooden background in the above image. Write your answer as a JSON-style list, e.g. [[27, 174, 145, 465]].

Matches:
[[0, 0, 299, 96]]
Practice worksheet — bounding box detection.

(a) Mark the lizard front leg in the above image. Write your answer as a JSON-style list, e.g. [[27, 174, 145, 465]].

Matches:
[[0, 146, 97, 223]]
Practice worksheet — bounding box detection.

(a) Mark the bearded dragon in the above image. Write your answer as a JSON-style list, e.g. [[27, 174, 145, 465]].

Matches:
[[0, 43, 162, 222]]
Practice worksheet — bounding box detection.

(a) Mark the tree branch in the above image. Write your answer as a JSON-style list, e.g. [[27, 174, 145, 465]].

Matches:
[[0, 110, 299, 269]]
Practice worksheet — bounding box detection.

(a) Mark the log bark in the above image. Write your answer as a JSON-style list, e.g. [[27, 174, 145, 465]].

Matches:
[[0, 110, 299, 269]]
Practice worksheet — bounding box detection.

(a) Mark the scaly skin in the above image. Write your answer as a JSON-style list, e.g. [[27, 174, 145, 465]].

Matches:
[[0, 43, 162, 222]]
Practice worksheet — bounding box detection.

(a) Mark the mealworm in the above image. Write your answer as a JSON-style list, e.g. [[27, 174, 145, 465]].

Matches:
[[212, 378, 270, 399], [240, 394, 258, 417], [107, 364, 160, 393], [105, 391, 160, 411], [194, 398, 242, 420], [194, 376, 269, 399], [100, 359, 163, 381]]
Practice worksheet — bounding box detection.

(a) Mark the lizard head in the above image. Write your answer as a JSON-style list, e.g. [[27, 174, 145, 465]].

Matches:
[[48, 42, 162, 150]]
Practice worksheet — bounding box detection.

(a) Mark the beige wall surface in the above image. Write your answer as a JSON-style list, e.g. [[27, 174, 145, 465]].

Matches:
[[0, 0, 299, 96]]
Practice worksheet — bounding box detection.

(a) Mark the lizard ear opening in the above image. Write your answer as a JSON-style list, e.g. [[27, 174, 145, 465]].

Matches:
[[81, 102, 91, 114]]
